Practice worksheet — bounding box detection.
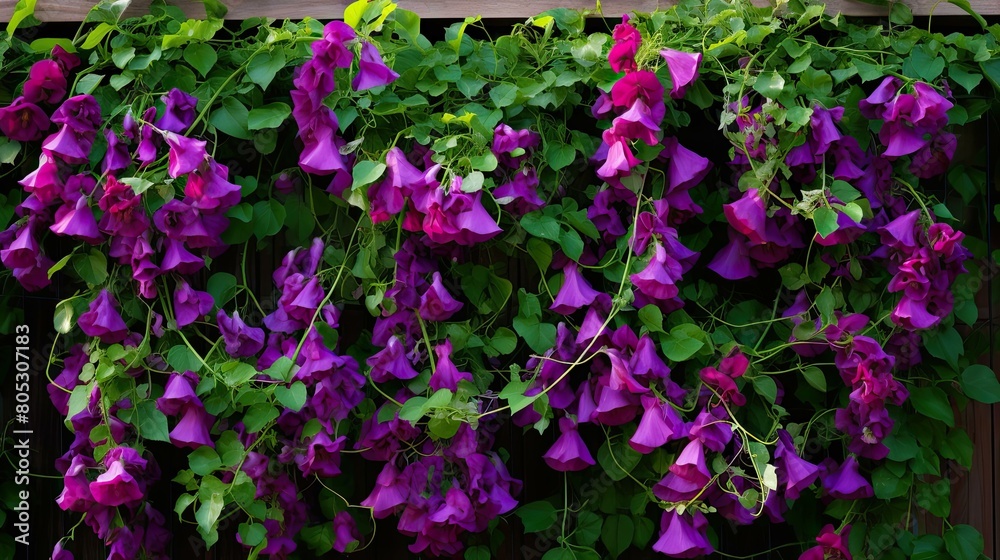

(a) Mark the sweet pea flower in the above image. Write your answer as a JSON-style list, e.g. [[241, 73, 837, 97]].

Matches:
[[332, 511, 362, 553], [774, 429, 819, 500], [296, 430, 347, 477], [23, 59, 67, 104], [610, 71, 665, 122], [217, 310, 266, 357], [629, 395, 683, 453], [429, 339, 473, 391], [170, 403, 215, 449], [154, 88, 198, 133], [78, 290, 129, 343], [102, 129, 131, 174], [419, 271, 464, 321], [52, 542, 74, 560], [184, 160, 242, 212], [56, 455, 97, 512], [368, 335, 421, 382], [164, 132, 208, 178], [652, 510, 714, 558], [352, 41, 399, 91], [724, 188, 768, 244], [89, 459, 144, 507], [1, 222, 40, 269], [0, 97, 50, 141], [361, 462, 409, 517], [173, 279, 214, 327], [630, 241, 683, 301], [800, 524, 852, 560], [708, 228, 758, 280], [542, 417, 596, 471], [822, 456, 873, 500], [493, 168, 545, 216], [660, 49, 702, 99], [550, 262, 601, 315], [42, 124, 95, 164]]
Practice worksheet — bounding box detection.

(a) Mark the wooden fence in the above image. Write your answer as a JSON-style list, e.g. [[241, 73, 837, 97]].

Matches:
[[3, 0, 1000, 20]]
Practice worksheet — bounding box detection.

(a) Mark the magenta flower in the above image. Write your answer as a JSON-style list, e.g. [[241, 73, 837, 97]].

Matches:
[[184, 160, 242, 212], [800, 524, 852, 560], [0, 97, 50, 141], [296, 430, 347, 477], [419, 271, 464, 321], [164, 132, 208, 178], [23, 59, 67, 104], [89, 459, 144, 507], [822, 456, 873, 500], [217, 310, 266, 357], [652, 510, 714, 558], [629, 395, 682, 453], [724, 188, 768, 244], [493, 168, 545, 216], [102, 129, 131, 173], [550, 262, 601, 315], [170, 404, 215, 449], [630, 241, 683, 301], [42, 124, 95, 164], [1, 223, 40, 269], [429, 339, 473, 391], [909, 130, 957, 178], [492, 123, 541, 168], [367, 335, 420, 382], [52, 542, 73, 560], [332, 511, 362, 553], [98, 177, 149, 237], [608, 98, 661, 146], [352, 42, 399, 91], [320, 21, 358, 68], [659, 49, 702, 99], [157, 371, 201, 415], [774, 429, 819, 499], [173, 279, 214, 327], [542, 417, 596, 471], [708, 228, 758, 280], [56, 455, 97, 512], [298, 117, 349, 176], [154, 88, 198, 133], [50, 94, 102, 132], [78, 290, 129, 343], [160, 238, 204, 275], [610, 71, 665, 120], [361, 462, 409, 517], [597, 138, 642, 181]]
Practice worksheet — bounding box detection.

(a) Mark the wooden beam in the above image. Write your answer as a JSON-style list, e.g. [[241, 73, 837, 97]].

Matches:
[[1, 0, 998, 22]]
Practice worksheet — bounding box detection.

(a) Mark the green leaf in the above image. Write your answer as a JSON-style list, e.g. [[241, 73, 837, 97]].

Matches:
[[545, 142, 576, 171], [7, 0, 37, 36], [132, 400, 171, 442], [752, 71, 785, 98], [184, 43, 218, 78], [751, 376, 778, 404], [516, 501, 557, 532], [597, 439, 642, 481], [601, 515, 634, 559], [247, 102, 291, 131], [542, 549, 575, 560], [207, 272, 237, 307], [238, 522, 267, 547], [923, 327, 963, 369], [909, 386, 954, 427], [75, 73, 105, 95], [252, 199, 286, 240], [352, 160, 387, 190], [521, 212, 561, 241], [54, 299, 76, 334], [829, 180, 861, 202], [489, 83, 518, 108], [489, 327, 517, 355], [167, 345, 203, 373], [949, 65, 984, 94], [247, 48, 286, 90], [575, 511, 603, 546], [638, 304, 664, 333], [944, 525, 984, 560], [558, 228, 584, 261], [813, 206, 839, 238], [959, 364, 1000, 404], [73, 250, 108, 285], [872, 464, 909, 499], [189, 447, 222, 475], [526, 238, 552, 271], [243, 403, 279, 432], [661, 325, 705, 362], [274, 381, 308, 412], [801, 366, 827, 392], [209, 97, 252, 140]]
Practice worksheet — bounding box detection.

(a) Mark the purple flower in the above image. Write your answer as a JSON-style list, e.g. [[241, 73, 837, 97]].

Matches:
[[157, 371, 201, 415], [0, 97, 50, 141], [724, 188, 768, 244], [630, 241, 683, 301], [909, 130, 957, 178], [159, 238, 204, 275], [155, 88, 198, 133], [56, 455, 96, 512], [492, 124, 541, 168], [652, 510, 714, 558], [1, 222, 40, 269], [297, 117, 349, 176], [542, 417, 596, 471], [596, 138, 642, 181], [659, 49, 702, 99], [332, 511, 362, 552], [822, 456, 873, 500], [173, 279, 214, 327], [429, 339, 473, 391], [800, 524, 852, 560], [367, 336, 420, 382], [52, 542, 74, 560], [550, 262, 601, 315], [170, 403, 215, 449], [361, 462, 408, 517], [493, 168, 545, 216], [652, 439, 711, 502], [774, 429, 819, 500], [102, 129, 131, 173], [217, 310, 266, 357], [42, 124, 95, 164], [89, 459, 144, 507], [184, 160, 241, 212], [708, 228, 758, 280], [295, 430, 346, 477], [629, 395, 682, 453], [23, 59, 67, 104], [352, 42, 399, 91], [164, 132, 208, 178], [419, 271, 464, 321], [608, 98, 661, 146], [78, 290, 129, 343], [320, 21, 358, 68]]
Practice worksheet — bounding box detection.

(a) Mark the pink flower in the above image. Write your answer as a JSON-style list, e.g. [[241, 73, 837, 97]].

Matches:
[[652, 510, 714, 558], [23, 59, 67, 104], [629, 395, 682, 453], [659, 49, 702, 99], [723, 188, 768, 244], [89, 460, 144, 507], [352, 42, 399, 91], [800, 524, 852, 560]]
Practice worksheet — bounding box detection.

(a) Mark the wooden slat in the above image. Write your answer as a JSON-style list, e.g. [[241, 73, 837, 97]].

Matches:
[[1, 0, 999, 22]]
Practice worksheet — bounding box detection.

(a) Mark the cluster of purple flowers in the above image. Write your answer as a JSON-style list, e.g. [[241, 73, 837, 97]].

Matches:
[[291, 22, 398, 194]]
